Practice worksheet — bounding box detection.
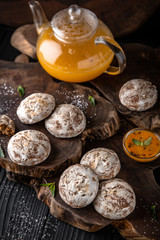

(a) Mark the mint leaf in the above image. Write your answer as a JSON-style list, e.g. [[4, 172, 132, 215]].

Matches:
[[151, 205, 157, 221], [132, 139, 141, 146], [50, 184, 55, 197], [88, 95, 95, 106], [144, 137, 152, 146], [17, 86, 25, 97], [0, 145, 5, 157], [40, 182, 55, 197]]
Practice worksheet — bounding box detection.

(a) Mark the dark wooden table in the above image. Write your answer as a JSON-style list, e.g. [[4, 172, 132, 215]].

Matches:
[[0, 8, 159, 240]]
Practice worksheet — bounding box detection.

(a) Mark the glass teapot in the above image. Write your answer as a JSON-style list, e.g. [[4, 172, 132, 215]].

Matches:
[[29, 1, 126, 83]]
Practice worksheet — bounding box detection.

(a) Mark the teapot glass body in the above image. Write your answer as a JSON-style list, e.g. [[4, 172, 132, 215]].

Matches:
[[29, 1, 126, 83]]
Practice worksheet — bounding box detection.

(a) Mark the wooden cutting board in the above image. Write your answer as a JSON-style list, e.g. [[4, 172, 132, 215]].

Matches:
[[91, 44, 160, 130], [0, 60, 119, 178], [0, 59, 119, 233], [6, 122, 160, 239], [0, 43, 160, 240]]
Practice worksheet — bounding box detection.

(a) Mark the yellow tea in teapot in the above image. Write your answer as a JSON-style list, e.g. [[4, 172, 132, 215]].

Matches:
[[29, 2, 126, 82], [36, 21, 114, 83]]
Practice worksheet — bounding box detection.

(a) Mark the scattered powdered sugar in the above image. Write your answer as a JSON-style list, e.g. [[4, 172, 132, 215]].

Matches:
[[55, 89, 89, 113], [41, 215, 59, 239], [0, 81, 19, 115], [0, 98, 19, 115], [0, 82, 17, 96], [0, 173, 59, 240], [137, 198, 160, 236], [0, 138, 6, 146]]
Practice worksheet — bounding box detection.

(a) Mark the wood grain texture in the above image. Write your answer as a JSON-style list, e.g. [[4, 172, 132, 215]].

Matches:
[[83, 126, 160, 239], [91, 44, 160, 130], [0, 60, 119, 178], [1, 0, 160, 37], [6, 120, 160, 239], [0, 167, 123, 240], [0, 44, 160, 239]]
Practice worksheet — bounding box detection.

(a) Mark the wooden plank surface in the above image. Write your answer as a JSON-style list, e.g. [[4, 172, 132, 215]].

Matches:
[[0, 168, 124, 240], [0, 25, 124, 240], [91, 44, 160, 130], [0, 45, 160, 238], [0, 9, 160, 240]]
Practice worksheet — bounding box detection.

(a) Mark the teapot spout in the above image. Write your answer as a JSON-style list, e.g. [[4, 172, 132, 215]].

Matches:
[[29, 0, 48, 35]]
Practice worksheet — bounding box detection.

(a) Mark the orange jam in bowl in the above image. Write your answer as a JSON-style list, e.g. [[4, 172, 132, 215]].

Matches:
[[123, 128, 160, 162]]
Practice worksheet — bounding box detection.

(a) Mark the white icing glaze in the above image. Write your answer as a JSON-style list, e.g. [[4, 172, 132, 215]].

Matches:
[[45, 104, 86, 138], [80, 148, 121, 180], [17, 93, 55, 124], [119, 79, 158, 111], [7, 130, 51, 166], [93, 178, 136, 219], [59, 164, 99, 208]]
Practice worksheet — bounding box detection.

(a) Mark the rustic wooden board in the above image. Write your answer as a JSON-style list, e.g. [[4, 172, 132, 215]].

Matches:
[[6, 172, 112, 232], [0, 43, 160, 239], [91, 44, 160, 130], [0, 60, 119, 178], [6, 119, 160, 239], [83, 123, 160, 239], [1, 0, 160, 37], [0, 166, 123, 240], [11, 24, 37, 59]]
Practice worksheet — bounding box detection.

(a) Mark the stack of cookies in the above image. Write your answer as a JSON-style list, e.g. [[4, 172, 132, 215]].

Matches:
[[59, 147, 136, 220]]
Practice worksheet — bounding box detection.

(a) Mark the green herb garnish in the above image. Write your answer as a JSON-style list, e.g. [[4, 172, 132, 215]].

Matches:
[[132, 139, 141, 146], [132, 137, 152, 147], [144, 137, 152, 146], [88, 95, 95, 106], [40, 182, 55, 197], [17, 86, 25, 97], [151, 204, 157, 221], [0, 145, 5, 157]]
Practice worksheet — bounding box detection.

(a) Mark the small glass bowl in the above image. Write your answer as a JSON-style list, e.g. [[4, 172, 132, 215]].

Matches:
[[123, 128, 160, 162]]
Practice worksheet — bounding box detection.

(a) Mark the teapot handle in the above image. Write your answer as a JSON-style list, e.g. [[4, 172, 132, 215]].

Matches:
[[95, 36, 126, 75]]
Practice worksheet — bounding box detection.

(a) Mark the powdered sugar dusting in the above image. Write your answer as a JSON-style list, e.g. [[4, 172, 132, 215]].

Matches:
[[0, 82, 17, 96], [0, 172, 59, 240], [55, 89, 89, 113], [0, 98, 19, 115], [0, 81, 19, 115]]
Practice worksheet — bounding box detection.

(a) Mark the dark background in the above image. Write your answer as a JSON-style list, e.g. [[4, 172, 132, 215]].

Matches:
[[0, 6, 160, 240]]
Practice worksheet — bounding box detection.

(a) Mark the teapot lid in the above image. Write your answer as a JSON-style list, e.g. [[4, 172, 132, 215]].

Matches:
[[51, 5, 98, 43]]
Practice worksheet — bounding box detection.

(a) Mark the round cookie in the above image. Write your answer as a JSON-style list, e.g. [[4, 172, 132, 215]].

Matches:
[[17, 93, 55, 124], [59, 164, 99, 208], [7, 130, 51, 166], [45, 104, 86, 138], [119, 79, 158, 111], [93, 178, 136, 220], [80, 148, 121, 180]]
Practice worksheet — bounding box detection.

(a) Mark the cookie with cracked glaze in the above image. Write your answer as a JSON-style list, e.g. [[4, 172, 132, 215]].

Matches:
[[93, 178, 136, 220], [119, 79, 158, 111], [17, 93, 55, 124], [45, 104, 86, 138], [59, 164, 99, 208], [7, 129, 51, 166], [80, 148, 121, 180]]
